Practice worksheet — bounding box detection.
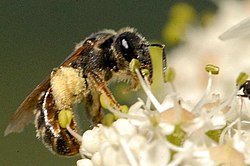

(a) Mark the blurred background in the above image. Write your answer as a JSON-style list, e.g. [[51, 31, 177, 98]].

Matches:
[[3, 0, 248, 165]]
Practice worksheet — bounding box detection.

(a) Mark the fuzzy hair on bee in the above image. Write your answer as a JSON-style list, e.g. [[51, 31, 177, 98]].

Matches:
[[5, 27, 166, 156], [50, 67, 87, 110]]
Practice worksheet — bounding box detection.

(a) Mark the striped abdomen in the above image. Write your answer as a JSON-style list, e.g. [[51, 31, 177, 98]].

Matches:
[[35, 88, 80, 156]]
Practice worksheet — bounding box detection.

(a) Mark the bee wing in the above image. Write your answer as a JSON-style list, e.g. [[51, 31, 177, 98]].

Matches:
[[4, 76, 50, 136], [61, 43, 87, 66], [219, 17, 250, 41], [5, 45, 87, 136]]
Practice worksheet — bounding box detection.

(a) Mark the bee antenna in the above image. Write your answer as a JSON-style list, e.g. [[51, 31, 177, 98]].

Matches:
[[149, 44, 167, 82]]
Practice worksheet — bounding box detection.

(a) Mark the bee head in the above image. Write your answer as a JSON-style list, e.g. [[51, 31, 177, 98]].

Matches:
[[113, 28, 153, 83]]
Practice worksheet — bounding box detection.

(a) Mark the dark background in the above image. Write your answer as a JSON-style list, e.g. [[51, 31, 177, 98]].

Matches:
[[1, 1, 216, 165]]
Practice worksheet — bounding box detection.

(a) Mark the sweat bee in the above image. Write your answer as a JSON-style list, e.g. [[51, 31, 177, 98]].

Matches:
[[238, 80, 250, 99], [219, 16, 250, 41], [5, 27, 166, 156]]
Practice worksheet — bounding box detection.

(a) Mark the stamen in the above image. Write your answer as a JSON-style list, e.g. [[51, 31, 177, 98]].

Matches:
[[192, 72, 213, 114], [210, 72, 249, 117], [120, 138, 139, 166], [135, 68, 164, 112], [66, 125, 82, 142], [236, 72, 248, 87], [58, 109, 73, 128], [102, 93, 146, 121], [192, 65, 219, 114], [205, 64, 220, 75], [219, 118, 240, 145], [102, 113, 116, 126]]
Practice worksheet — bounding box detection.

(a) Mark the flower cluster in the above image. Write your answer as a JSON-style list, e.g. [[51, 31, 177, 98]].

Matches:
[[167, 0, 250, 102], [71, 1, 250, 165], [73, 64, 250, 166]]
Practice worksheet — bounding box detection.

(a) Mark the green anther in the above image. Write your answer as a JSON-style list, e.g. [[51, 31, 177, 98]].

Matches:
[[114, 114, 119, 120], [113, 105, 128, 120], [236, 72, 249, 86], [100, 94, 108, 109], [205, 64, 219, 75], [58, 109, 73, 128], [120, 105, 129, 114], [100, 94, 114, 109], [165, 67, 175, 82], [102, 113, 115, 127], [141, 69, 150, 79], [129, 58, 141, 73], [150, 115, 159, 127]]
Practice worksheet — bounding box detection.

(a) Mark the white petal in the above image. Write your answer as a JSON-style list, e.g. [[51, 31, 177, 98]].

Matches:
[[102, 126, 119, 144], [233, 133, 246, 153], [128, 134, 147, 157], [101, 145, 129, 166], [113, 119, 137, 136], [82, 129, 101, 154], [101, 145, 119, 166], [92, 152, 102, 166], [128, 101, 144, 112], [211, 113, 226, 129], [77, 159, 93, 166], [139, 140, 170, 166], [158, 122, 175, 135]]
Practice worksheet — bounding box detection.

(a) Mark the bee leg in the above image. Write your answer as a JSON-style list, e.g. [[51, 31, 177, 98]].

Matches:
[[90, 71, 120, 108], [84, 91, 103, 125], [238, 94, 250, 99], [86, 72, 120, 124]]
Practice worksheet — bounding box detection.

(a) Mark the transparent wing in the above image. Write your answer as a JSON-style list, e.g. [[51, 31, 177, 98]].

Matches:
[[4, 76, 50, 135], [219, 17, 250, 41], [4, 45, 87, 136]]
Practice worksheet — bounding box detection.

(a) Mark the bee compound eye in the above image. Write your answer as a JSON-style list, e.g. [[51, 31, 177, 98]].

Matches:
[[115, 37, 135, 62], [121, 38, 129, 49]]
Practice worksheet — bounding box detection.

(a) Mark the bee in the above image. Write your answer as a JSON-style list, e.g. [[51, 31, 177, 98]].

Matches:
[[239, 80, 250, 99], [5, 27, 166, 156], [219, 17, 250, 41]]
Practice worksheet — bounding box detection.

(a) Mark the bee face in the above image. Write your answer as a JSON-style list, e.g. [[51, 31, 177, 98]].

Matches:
[[5, 27, 165, 156], [113, 29, 153, 82]]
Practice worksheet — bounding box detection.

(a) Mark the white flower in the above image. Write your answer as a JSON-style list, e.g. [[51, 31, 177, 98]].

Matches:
[[77, 159, 93, 166], [139, 139, 170, 166], [71, 1, 250, 165], [77, 101, 175, 166], [168, 0, 250, 102], [81, 128, 101, 155], [76, 62, 248, 165]]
